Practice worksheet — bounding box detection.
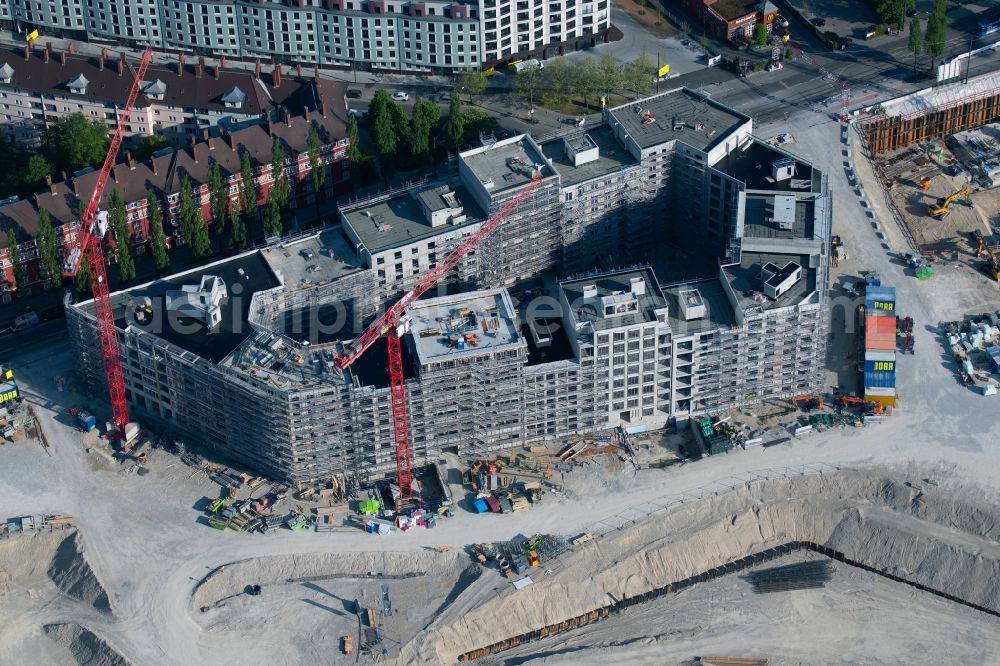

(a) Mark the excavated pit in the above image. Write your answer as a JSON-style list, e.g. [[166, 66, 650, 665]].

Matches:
[[401, 470, 1000, 663]]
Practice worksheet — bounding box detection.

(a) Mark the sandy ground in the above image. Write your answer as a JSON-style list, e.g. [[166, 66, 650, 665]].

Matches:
[[2, 95, 1000, 664]]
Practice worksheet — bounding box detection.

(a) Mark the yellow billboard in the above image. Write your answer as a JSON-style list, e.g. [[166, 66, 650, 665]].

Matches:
[[658, 64, 670, 78], [26, 29, 39, 41]]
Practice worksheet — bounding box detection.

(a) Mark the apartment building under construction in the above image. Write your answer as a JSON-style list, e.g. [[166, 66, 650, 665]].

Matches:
[[66, 88, 831, 485]]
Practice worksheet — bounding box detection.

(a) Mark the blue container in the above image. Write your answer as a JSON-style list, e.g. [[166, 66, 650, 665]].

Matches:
[[864, 368, 896, 389], [473, 498, 489, 513], [865, 286, 896, 316], [77, 412, 97, 432]]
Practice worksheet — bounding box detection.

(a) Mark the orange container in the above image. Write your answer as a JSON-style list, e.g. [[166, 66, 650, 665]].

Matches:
[[865, 315, 896, 351]]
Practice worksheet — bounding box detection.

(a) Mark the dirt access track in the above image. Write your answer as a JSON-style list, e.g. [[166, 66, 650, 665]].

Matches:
[[5, 467, 1000, 665]]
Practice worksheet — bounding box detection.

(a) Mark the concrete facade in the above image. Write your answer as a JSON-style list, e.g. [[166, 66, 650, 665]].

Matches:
[[2, 0, 608, 72]]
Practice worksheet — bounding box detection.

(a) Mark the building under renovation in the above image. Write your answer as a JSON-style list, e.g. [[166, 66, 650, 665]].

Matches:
[[67, 87, 831, 485]]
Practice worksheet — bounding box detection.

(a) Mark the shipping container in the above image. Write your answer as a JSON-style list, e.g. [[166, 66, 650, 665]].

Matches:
[[865, 286, 896, 315], [864, 350, 897, 388], [865, 315, 897, 350], [864, 387, 897, 408]]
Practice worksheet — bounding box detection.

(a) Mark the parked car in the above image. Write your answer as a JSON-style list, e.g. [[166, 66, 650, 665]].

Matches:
[[392, 91, 409, 101], [776, 15, 789, 28], [810, 17, 826, 27], [346, 88, 362, 99], [348, 108, 367, 119], [438, 93, 452, 102]]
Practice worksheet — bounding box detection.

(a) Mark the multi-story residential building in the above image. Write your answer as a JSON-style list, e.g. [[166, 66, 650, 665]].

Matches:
[[64, 88, 831, 485], [0, 90, 351, 304], [0, 46, 331, 147], [2, 0, 609, 72]]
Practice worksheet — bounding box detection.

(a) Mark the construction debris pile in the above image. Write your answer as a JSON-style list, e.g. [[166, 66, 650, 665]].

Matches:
[[465, 458, 553, 515], [471, 533, 572, 580], [943, 314, 1000, 394]]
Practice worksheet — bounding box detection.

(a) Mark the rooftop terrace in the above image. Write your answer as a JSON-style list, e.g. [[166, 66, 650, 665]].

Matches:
[[661, 279, 736, 336], [607, 88, 750, 153], [407, 289, 525, 365], [714, 139, 815, 191], [742, 193, 816, 240], [111, 252, 281, 363], [561, 267, 668, 332], [460, 135, 555, 195], [342, 183, 484, 255], [724, 251, 818, 312], [539, 125, 639, 187]]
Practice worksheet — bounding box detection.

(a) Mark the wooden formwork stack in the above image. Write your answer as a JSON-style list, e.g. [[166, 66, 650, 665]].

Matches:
[[863, 88, 1000, 155]]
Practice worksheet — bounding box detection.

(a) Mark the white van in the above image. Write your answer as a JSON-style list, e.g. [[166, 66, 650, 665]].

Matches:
[[12, 312, 39, 331]]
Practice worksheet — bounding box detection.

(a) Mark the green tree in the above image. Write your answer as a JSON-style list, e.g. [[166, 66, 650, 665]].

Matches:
[[446, 96, 465, 151], [6, 229, 25, 299], [207, 161, 228, 253], [40, 113, 110, 175], [190, 208, 211, 258], [752, 23, 768, 47], [130, 135, 170, 161], [597, 53, 623, 98], [410, 99, 442, 165], [35, 208, 62, 290], [624, 53, 656, 98], [238, 150, 257, 225], [178, 175, 197, 247], [147, 190, 169, 272], [371, 90, 399, 158], [876, 0, 907, 30], [24, 154, 51, 191], [270, 137, 289, 210], [307, 125, 327, 204], [263, 197, 282, 237], [514, 66, 544, 111], [540, 60, 573, 105], [346, 113, 365, 190], [571, 57, 600, 111], [75, 246, 93, 295], [456, 69, 488, 101], [908, 17, 923, 56], [107, 189, 135, 283], [924, 0, 947, 69], [229, 201, 247, 251]]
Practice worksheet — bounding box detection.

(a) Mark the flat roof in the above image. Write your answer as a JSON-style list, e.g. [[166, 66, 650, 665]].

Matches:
[[608, 88, 749, 153], [262, 228, 365, 291], [342, 183, 483, 254], [461, 136, 554, 194], [662, 279, 736, 336], [108, 252, 281, 363], [709, 0, 757, 21], [743, 193, 816, 240], [407, 289, 524, 365], [561, 267, 668, 332], [539, 125, 639, 187], [714, 139, 814, 191], [724, 252, 818, 312]]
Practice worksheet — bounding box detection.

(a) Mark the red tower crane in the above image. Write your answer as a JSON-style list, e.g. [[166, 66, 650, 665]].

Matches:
[[62, 47, 153, 436], [333, 173, 543, 496]]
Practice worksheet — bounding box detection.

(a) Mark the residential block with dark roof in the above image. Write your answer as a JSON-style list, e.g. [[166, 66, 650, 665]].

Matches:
[[0, 45, 339, 148], [0, 80, 351, 304]]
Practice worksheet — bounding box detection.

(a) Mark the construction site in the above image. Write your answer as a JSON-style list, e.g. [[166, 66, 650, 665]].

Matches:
[[861, 70, 1000, 277], [66, 86, 832, 490]]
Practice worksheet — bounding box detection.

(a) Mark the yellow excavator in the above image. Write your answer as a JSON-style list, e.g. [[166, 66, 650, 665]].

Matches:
[[927, 186, 971, 218], [984, 247, 1000, 282]]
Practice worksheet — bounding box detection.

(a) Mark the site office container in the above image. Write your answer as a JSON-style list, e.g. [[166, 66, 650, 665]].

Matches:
[[864, 386, 897, 408], [865, 315, 897, 351], [864, 286, 896, 316], [864, 350, 897, 389]]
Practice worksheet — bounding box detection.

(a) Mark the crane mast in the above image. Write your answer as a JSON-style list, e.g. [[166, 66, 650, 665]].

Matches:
[[62, 47, 153, 435], [334, 173, 543, 495]]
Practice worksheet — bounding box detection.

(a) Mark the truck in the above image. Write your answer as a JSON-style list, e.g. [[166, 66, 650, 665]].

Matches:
[[509, 58, 543, 73]]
